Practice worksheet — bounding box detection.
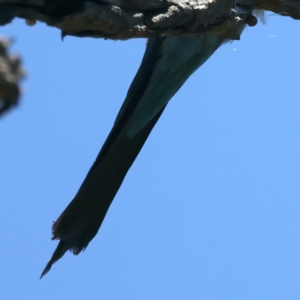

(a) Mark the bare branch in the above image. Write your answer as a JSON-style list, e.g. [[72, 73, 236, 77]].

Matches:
[[0, 0, 299, 41]]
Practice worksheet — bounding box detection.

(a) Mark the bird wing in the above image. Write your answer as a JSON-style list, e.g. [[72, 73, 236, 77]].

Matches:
[[41, 35, 223, 277]]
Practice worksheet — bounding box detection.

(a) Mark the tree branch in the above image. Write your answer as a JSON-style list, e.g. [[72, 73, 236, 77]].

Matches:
[[0, 37, 25, 116], [0, 0, 299, 41]]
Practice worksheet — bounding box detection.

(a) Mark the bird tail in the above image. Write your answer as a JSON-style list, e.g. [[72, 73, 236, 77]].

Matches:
[[40, 103, 166, 278], [41, 36, 223, 277]]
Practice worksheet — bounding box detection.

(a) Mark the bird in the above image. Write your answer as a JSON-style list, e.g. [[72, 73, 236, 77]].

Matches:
[[41, 5, 257, 278]]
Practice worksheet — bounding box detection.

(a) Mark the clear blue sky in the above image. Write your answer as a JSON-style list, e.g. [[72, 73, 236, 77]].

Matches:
[[1, 13, 300, 300]]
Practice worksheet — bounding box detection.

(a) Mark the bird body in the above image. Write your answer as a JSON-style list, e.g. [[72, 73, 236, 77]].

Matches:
[[41, 6, 253, 277]]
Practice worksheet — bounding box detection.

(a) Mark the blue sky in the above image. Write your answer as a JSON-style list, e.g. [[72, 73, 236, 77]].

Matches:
[[1, 13, 300, 300]]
